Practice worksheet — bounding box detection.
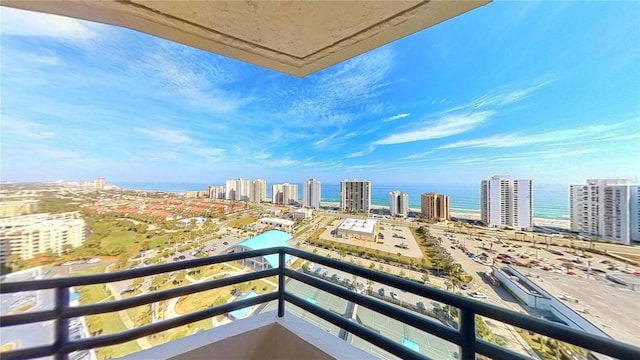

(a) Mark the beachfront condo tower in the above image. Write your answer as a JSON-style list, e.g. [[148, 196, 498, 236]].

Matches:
[[420, 192, 450, 221], [272, 183, 299, 206], [302, 178, 321, 209], [389, 191, 409, 217], [480, 176, 533, 231], [340, 179, 371, 213], [250, 179, 267, 203], [570, 179, 639, 245]]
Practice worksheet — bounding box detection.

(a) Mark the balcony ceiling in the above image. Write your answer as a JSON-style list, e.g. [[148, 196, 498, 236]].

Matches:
[[1, 0, 490, 77]]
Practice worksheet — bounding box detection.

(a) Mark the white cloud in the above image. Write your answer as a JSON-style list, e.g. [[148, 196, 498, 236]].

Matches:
[[1, 7, 100, 42], [346, 145, 375, 158], [278, 47, 394, 127], [382, 113, 410, 122], [374, 111, 494, 145], [139, 51, 252, 113], [439, 121, 635, 149], [400, 151, 434, 160], [135, 127, 194, 144]]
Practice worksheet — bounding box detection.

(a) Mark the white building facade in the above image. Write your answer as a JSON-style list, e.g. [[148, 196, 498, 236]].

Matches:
[[570, 179, 639, 245], [340, 179, 371, 213], [250, 179, 267, 203], [272, 183, 298, 205], [302, 178, 321, 209], [225, 178, 251, 201], [208, 186, 226, 200], [480, 176, 533, 231], [0, 212, 86, 262], [388, 191, 409, 217]]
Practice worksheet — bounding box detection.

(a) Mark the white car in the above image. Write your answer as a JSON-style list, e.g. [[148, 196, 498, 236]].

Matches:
[[390, 291, 399, 300], [467, 291, 487, 299]]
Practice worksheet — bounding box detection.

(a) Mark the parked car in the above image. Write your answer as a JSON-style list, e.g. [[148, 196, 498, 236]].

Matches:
[[378, 288, 385, 296], [467, 291, 487, 299], [390, 291, 399, 300], [416, 301, 426, 311]]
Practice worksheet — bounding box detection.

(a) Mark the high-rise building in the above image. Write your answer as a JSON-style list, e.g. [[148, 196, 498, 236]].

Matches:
[[570, 179, 639, 245], [480, 176, 532, 231], [340, 179, 371, 213], [0, 212, 86, 262], [250, 179, 267, 203], [389, 191, 409, 217], [225, 179, 236, 200], [302, 179, 321, 209], [420, 192, 450, 221], [272, 183, 298, 205], [225, 178, 251, 201], [208, 186, 226, 200]]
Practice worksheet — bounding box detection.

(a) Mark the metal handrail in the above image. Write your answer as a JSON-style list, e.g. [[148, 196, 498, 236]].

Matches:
[[1, 247, 638, 360]]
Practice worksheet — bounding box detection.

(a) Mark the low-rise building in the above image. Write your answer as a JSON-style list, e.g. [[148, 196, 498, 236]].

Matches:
[[0, 212, 86, 262], [336, 218, 378, 241], [259, 218, 294, 231], [231, 230, 292, 271], [293, 208, 313, 220]]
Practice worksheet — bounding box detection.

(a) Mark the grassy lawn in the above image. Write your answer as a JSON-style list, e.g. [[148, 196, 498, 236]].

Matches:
[[75, 266, 141, 359], [227, 217, 257, 228], [307, 227, 326, 241], [175, 281, 276, 315], [188, 264, 226, 281], [294, 226, 310, 238], [149, 318, 214, 347]]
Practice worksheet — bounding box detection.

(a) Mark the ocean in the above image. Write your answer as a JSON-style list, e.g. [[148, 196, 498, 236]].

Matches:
[[115, 182, 570, 221]]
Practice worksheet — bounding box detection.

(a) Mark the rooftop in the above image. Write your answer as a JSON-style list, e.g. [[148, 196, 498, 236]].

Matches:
[[338, 218, 378, 235], [512, 265, 640, 346], [233, 230, 292, 268]]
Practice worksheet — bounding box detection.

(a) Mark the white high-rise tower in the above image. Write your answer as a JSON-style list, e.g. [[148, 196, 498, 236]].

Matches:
[[480, 175, 533, 231], [302, 179, 321, 209], [570, 179, 639, 245], [389, 191, 409, 217]]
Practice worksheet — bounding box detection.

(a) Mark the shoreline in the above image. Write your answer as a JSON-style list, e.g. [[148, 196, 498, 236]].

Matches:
[[321, 202, 570, 229]]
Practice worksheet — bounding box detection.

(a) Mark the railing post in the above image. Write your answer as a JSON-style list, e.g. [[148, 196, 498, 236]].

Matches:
[[459, 308, 476, 360], [278, 249, 286, 317], [54, 287, 70, 360]]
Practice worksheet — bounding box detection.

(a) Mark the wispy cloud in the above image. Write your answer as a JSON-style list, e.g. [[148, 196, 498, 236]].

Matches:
[[374, 111, 494, 145], [382, 113, 410, 122], [1, 115, 56, 139], [274, 47, 394, 127], [135, 127, 194, 144], [439, 121, 636, 149], [400, 151, 434, 160]]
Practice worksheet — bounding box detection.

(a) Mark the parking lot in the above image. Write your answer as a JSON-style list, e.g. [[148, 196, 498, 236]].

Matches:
[[320, 221, 423, 258]]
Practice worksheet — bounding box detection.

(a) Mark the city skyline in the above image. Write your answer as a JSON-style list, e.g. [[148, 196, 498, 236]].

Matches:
[[1, 2, 639, 185]]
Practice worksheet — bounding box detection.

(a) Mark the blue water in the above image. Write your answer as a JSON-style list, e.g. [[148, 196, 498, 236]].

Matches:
[[115, 182, 569, 220]]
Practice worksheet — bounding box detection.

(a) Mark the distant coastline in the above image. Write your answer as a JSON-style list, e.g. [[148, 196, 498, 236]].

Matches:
[[115, 182, 571, 226]]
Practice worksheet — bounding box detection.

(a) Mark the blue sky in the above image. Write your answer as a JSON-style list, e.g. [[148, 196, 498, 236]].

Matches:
[[1, 2, 639, 186]]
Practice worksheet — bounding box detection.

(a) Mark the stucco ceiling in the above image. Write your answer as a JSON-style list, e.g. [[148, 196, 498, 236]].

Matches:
[[1, 0, 490, 77]]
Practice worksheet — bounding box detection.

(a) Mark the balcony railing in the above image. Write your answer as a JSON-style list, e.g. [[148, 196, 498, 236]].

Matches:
[[2, 247, 639, 360]]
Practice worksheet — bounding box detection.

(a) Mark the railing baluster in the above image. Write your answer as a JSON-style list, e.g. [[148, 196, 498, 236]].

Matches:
[[278, 249, 285, 317], [459, 308, 476, 360], [54, 287, 70, 360]]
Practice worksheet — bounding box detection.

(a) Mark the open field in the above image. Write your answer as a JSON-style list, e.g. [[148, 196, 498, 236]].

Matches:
[[227, 216, 257, 228]]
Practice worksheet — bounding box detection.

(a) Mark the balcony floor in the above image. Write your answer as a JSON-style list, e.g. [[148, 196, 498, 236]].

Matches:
[[123, 310, 377, 360]]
